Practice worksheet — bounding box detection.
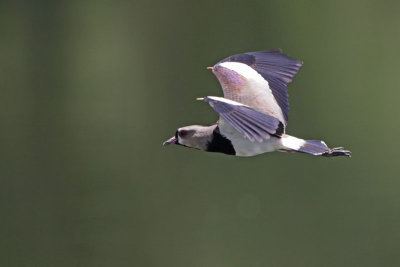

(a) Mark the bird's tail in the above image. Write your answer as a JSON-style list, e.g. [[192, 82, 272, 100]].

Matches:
[[279, 135, 351, 157]]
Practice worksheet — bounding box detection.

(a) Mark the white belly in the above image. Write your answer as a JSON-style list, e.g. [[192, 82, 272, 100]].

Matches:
[[219, 119, 280, 157]]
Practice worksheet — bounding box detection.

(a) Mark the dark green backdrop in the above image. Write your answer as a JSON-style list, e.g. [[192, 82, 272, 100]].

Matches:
[[1, 0, 400, 266]]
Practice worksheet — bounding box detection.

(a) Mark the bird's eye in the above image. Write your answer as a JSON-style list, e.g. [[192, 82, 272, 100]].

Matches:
[[179, 130, 188, 137]]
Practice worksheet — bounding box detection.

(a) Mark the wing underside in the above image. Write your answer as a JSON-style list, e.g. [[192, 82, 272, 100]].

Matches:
[[217, 49, 302, 122], [201, 96, 284, 142]]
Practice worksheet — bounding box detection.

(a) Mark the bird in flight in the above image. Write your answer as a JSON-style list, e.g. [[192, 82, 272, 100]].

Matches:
[[163, 50, 350, 157]]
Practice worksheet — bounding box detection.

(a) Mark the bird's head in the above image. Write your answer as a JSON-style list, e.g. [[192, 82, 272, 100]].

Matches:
[[163, 125, 216, 150]]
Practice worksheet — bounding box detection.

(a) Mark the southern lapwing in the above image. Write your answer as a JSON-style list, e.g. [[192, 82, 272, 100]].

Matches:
[[163, 50, 350, 157]]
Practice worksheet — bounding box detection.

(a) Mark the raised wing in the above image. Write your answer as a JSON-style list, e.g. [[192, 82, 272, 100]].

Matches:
[[199, 96, 284, 142], [213, 49, 302, 122]]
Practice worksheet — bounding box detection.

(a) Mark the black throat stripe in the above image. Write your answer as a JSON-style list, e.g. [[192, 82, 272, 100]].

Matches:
[[206, 127, 236, 155]]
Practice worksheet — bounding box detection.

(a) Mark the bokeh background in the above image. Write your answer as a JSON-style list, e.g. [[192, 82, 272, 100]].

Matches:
[[1, 0, 400, 266]]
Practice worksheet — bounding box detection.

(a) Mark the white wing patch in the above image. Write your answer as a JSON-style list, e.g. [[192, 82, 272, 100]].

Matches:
[[219, 62, 262, 82], [216, 62, 285, 123], [205, 96, 245, 106]]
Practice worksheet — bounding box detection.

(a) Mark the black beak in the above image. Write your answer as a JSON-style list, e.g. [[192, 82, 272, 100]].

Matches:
[[163, 136, 177, 146]]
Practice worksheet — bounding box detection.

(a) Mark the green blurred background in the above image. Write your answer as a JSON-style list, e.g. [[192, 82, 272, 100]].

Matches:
[[1, 0, 400, 266]]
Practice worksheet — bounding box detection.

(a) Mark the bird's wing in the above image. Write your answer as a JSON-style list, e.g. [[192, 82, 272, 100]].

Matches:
[[200, 96, 284, 143], [214, 49, 302, 122]]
